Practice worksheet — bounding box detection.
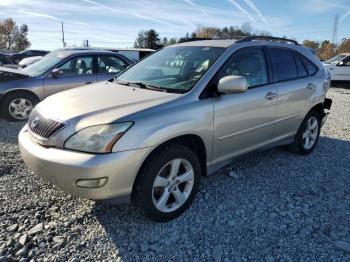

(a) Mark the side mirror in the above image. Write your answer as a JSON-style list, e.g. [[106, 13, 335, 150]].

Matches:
[[51, 68, 63, 78], [217, 75, 248, 94], [337, 61, 344, 66]]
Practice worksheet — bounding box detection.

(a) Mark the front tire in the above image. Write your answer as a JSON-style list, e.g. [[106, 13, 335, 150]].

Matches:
[[1, 92, 38, 122], [288, 109, 321, 155], [133, 143, 201, 222]]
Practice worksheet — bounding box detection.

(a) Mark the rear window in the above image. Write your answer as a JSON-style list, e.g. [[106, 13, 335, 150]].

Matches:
[[300, 56, 318, 75], [268, 47, 298, 82], [294, 54, 308, 77]]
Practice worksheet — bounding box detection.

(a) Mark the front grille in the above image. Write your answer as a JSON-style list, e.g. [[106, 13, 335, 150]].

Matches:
[[28, 110, 66, 139]]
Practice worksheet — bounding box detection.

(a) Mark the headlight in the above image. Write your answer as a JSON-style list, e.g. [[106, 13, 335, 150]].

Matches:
[[64, 122, 133, 153]]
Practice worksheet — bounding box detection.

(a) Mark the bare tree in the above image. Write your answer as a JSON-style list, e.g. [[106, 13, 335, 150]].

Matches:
[[0, 18, 30, 51]]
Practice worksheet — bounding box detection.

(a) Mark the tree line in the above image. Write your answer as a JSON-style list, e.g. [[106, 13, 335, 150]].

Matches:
[[135, 24, 350, 61], [0, 18, 30, 51]]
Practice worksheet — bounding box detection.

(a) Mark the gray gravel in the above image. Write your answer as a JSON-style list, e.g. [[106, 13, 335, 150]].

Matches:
[[1, 87, 350, 261]]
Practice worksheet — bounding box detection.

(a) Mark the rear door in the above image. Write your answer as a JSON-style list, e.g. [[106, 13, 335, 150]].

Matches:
[[96, 55, 128, 81], [43, 55, 96, 97], [212, 47, 277, 164], [267, 47, 317, 139]]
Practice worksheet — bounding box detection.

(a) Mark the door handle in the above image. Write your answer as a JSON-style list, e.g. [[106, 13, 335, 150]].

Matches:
[[85, 81, 93, 85], [307, 83, 317, 89], [265, 92, 277, 100]]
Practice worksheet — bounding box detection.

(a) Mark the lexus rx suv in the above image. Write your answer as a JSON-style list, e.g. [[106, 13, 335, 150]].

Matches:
[[19, 36, 332, 222]]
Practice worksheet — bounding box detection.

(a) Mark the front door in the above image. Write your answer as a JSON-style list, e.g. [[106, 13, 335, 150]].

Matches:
[[43, 55, 96, 97], [212, 47, 277, 165], [334, 55, 350, 81]]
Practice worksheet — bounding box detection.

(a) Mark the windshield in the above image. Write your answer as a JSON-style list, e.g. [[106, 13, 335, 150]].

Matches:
[[22, 51, 67, 77], [117, 46, 225, 93], [324, 54, 346, 64]]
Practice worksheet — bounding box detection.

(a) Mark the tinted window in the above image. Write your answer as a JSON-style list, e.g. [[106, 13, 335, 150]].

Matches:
[[58, 56, 94, 76], [269, 48, 297, 82], [300, 56, 318, 75], [218, 48, 268, 88], [294, 54, 308, 77], [98, 56, 126, 73]]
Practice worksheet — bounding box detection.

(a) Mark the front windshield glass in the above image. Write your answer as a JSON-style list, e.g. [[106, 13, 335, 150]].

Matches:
[[22, 51, 67, 77], [117, 46, 225, 93], [324, 54, 346, 64]]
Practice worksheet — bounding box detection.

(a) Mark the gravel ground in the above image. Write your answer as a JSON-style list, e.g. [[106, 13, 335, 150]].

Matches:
[[1, 87, 350, 262]]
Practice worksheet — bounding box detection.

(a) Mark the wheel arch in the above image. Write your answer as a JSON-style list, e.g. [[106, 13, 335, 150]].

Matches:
[[131, 134, 208, 197], [0, 89, 40, 104]]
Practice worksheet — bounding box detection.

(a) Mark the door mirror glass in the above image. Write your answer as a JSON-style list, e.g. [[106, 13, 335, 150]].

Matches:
[[217, 75, 248, 94], [51, 68, 63, 77]]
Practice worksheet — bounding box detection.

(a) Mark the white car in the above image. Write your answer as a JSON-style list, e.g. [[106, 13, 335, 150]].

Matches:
[[18, 56, 42, 69], [323, 53, 350, 84]]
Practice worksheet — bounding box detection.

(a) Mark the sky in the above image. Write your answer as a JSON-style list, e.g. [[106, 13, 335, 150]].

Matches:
[[0, 0, 349, 50]]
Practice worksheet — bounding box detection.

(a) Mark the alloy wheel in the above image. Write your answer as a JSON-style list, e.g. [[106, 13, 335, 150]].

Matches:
[[302, 116, 319, 150], [8, 98, 33, 120], [152, 158, 194, 213]]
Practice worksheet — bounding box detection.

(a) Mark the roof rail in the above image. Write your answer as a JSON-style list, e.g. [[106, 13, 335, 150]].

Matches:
[[178, 37, 213, 43], [236, 36, 299, 45]]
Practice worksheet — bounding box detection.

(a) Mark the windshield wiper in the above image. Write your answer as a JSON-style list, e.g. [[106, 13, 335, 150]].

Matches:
[[116, 80, 186, 94], [117, 80, 167, 92]]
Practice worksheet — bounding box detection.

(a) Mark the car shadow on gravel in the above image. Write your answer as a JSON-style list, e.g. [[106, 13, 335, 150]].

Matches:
[[90, 136, 350, 260]]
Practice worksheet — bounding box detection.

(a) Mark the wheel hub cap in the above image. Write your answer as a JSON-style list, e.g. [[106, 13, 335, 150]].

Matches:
[[8, 98, 33, 120]]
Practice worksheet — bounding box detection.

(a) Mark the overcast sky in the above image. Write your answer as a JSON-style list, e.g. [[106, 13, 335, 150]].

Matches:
[[0, 0, 349, 50]]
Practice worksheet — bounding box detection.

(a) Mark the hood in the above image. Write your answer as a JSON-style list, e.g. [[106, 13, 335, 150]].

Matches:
[[37, 81, 180, 126], [0, 66, 29, 83]]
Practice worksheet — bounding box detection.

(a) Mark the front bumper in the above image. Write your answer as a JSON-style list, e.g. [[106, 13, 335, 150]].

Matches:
[[19, 127, 152, 202]]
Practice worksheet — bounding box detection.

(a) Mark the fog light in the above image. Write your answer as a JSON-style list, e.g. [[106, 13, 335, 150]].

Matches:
[[75, 177, 108, 188]]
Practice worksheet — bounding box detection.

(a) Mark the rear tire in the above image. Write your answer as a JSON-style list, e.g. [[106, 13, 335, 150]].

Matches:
[[132, 143, 201, 222], [1, 92, 38, 122], [288, 109, 321, 155]]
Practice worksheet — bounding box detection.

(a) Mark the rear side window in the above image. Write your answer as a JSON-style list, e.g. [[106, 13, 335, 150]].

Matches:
[[268, 47, 298, 82], [294, 54, 308, 77], [300, 56, 318, 75]]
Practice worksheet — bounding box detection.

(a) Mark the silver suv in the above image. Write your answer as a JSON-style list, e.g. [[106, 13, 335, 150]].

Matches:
[[19, 36, 332, 222]]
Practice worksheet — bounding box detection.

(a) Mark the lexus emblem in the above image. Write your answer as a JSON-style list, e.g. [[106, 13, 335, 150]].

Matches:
[[31, 117, 40, 128]]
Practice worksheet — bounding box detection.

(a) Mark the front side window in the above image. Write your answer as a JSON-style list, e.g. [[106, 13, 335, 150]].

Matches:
[[58, 56, 94, 76], [339, 56, 350, 66], [217, 47, 268, 88], [269, 47, 298, 82], [98, 56, 126, 73], [117, 46, 225, 93]]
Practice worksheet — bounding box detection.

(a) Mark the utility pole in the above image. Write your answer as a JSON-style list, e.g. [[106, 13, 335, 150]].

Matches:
[[332, 14, 339, 47], [61, 22, 66, 48]]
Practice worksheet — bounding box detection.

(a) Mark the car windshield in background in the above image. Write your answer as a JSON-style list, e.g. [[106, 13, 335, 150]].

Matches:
[[22, 52, 66, 77], [117, 46, 225, 93], [324, 54, 346, 64]]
